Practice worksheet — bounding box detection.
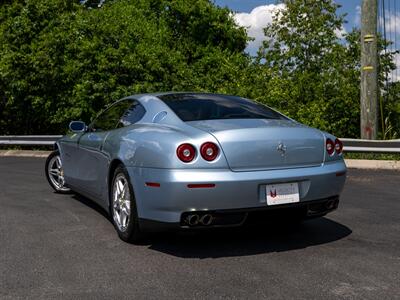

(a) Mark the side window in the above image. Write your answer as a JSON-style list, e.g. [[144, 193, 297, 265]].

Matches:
[[118, 101, 146, 127], [91, 100, 133, 132]]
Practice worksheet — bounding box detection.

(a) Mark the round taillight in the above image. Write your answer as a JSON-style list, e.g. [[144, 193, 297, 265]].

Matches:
[[326, 138, 335, 156], [200, 142, 219, 161], [177, 143, 196, 163], [335, 138, 343, 154]]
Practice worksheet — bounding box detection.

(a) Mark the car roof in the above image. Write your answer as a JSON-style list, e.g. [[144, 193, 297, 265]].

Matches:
[[131, 92, 238, 100]]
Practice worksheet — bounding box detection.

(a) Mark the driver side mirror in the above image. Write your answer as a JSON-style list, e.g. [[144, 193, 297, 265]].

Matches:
[[69, 121, 87, 133]]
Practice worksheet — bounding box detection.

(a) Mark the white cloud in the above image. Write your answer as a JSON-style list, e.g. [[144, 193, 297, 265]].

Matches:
[[234, 4, 347, 56], [384, 11, 400, 34], [335, 26, 347, 39], [233, 4, 285, 55]]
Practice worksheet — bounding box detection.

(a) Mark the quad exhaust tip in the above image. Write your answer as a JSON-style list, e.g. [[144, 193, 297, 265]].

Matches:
[[187, 214, 200, 226], [200, 214, 213, 226], [186, 213, 214, 226], [326, 200, 335, 210]]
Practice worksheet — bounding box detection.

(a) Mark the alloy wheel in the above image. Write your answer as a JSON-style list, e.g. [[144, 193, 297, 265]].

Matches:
[[47, 155, 70, 192], [112, 174, 131, 232]]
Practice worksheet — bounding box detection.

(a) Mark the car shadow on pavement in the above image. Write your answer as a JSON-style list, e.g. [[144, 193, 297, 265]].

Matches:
[[147, 218, 352, 258], [71, 194, 112, 222], [69, 193, 352, 258]]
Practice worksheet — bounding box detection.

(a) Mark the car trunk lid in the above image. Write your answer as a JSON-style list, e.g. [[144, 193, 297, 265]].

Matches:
[[187, 119, 325, 171]]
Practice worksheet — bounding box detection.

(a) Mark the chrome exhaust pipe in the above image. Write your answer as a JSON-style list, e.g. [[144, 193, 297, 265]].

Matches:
[[200, 214, 213, 226], [187, 214, 200, 226], [325, 200, 335, 210]]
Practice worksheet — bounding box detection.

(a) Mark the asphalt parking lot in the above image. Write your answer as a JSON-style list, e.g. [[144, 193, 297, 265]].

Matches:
[[0, 157, 399, 299]]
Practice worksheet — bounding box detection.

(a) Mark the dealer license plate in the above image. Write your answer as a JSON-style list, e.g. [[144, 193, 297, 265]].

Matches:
[[266, 182, 300, 206]]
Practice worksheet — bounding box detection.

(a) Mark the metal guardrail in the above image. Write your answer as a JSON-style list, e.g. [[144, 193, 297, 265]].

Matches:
[[0, 136, 399, 153], [341, 138, 400, 153], [0, 135, 62, 146]]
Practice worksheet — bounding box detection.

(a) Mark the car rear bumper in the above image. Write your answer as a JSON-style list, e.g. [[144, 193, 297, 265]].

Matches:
[[138, 196, 340, 232], [126, 160, 346, 227]]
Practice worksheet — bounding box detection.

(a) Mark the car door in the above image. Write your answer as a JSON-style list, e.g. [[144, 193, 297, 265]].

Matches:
[[74, 100, 134, 199], [59, 131, 84, 189]]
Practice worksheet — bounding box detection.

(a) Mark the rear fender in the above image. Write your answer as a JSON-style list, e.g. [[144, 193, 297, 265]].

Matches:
[[110, 124, 229, 169]]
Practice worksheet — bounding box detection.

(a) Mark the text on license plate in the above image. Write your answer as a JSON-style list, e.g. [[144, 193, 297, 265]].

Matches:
[[266, 182, 300, 206]]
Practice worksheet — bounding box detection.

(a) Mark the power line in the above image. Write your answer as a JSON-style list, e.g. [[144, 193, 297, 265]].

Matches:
[[377, 0, 399, 138], [394, 0, 400, 81]]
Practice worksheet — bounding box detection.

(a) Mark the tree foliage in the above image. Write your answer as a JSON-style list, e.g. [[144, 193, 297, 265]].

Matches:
[[254, 0, 398, 138], [257, 1, 357, 137], [0, 0, 249, 134], [0, 0, 398, 138]]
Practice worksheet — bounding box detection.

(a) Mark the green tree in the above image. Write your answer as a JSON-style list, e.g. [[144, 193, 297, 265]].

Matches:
[[382, 81, 400, 139], [0, 0, 249, 134], [256, 0, 398, 138], [1, 0, 397, 139], [257, 0, 359, 137]]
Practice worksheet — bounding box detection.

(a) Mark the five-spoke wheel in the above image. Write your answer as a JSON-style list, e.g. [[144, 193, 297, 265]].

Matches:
[[45, 150, 71, 193], [112, 173, 131, 232], [111, 166, 143, 243]]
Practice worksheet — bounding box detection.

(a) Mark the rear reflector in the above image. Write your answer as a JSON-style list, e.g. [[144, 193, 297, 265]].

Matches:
[[187, 184, 215, 188], [145, 182, 160, 187], [336, 171, 347, 177]]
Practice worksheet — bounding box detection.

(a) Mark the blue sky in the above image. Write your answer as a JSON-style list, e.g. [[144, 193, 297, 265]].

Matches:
[[213, 1, 400, 80], [213, 0, 361, 56], [214, 0, 361, 32]]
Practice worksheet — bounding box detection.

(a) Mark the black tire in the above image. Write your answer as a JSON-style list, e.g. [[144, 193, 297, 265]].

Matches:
[[45, 150, 71, 194], [110, 165, 144, 243]]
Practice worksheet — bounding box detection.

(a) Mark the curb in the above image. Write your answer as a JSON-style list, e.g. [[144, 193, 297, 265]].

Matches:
[[345, 159, 400, 171], [0, 150, 51, 158], [0, 150, 399, 170]]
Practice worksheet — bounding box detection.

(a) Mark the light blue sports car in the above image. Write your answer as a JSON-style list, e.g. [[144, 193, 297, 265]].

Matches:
[[45, 92, 347, 242]]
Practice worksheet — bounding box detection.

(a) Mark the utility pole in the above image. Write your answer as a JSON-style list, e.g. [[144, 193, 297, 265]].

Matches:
[[360, 0, 378, 139]]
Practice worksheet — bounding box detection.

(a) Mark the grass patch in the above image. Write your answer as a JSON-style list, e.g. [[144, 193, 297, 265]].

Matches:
[[344, 152, 400, 161]]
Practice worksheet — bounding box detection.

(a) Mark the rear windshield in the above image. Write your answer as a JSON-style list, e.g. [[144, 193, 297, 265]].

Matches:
[[159, 93, 285, 122]]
